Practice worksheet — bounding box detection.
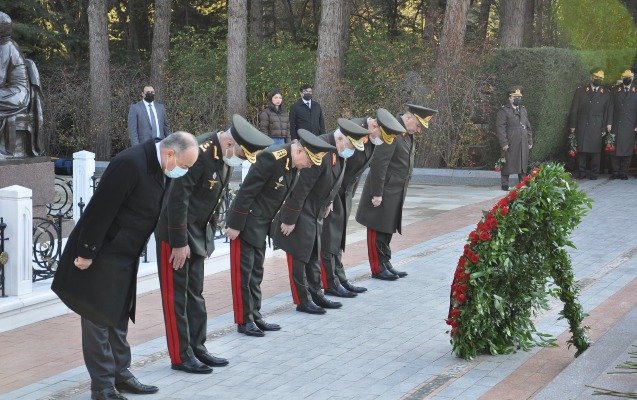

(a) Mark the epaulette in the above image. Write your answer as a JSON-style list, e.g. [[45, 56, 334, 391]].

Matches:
[[272, 149, 288, 160], [199, 140, 213, 152]]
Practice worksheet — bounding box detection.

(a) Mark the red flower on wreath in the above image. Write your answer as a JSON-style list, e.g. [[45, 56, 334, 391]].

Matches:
[[500, 205, 509, 216], [458, 256, 467, 269], [469, 230, 479, 244], [450, 308, 461, 318], [479, 230, 491, 241], [456, 293, 466, 304]]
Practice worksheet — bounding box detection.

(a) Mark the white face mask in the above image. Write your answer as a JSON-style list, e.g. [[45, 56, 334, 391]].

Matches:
[[370, 137, 383, 146], [338, 147, 355, 159], [164, 155, 188, 178], [223, 147, 244, 167]]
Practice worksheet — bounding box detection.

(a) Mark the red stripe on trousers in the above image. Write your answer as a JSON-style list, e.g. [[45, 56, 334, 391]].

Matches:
[[367, 228, 380, 274], [229, 239, 244, 324], [160, 241, 182, 364], [286, 253, 301, 305], [319, 257, 329, 290]]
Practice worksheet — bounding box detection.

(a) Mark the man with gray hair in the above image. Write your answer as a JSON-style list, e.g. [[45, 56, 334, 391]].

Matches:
[[52, 131, 199, 400]]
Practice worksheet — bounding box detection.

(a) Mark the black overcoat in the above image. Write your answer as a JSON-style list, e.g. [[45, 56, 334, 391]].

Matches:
[[288, 98, 326, 139], [274, 134, 344, 262], [356, 116, 414, 235], [154, 132, 230, 257], [52, 140, 166, 326], [568, 84, 612, 153], [496, 105, 533, 175], [609, 84, 637, 156], [225, 144, 298, 248]]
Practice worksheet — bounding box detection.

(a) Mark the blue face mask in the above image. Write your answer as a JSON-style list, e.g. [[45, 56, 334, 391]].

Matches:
[[223, 147, 244, 167], [339, 147, 355, 159], [164, 156, 188, 178], [370, 137, 383, 146]]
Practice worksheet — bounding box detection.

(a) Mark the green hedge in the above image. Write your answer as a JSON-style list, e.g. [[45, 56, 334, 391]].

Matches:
[[486, 47, 636, 166]]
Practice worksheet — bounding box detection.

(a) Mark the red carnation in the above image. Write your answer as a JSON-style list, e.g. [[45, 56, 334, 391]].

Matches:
[[500, 205, 509, 216], [456, 293, 466, 304], [458, 257, 467, 269], [479, 230, 491, 241], [450, 308, 461, 318], [507, 190, 518, 201], [451, 326, 459, 336], [469, 231, 479, 244]]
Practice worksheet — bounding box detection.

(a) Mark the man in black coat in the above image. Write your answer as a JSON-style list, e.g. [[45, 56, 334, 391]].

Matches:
[[154, 115, 272, 374], [356, 104, 437, 281], [568, 68, 612, 180], [320, 109, 405, 297], [52, 132, 199, 400], [609, 69, 637, 180], [274, 120, 368, 314], [225, 130, 335, 337], [289, 83, 326, 140]]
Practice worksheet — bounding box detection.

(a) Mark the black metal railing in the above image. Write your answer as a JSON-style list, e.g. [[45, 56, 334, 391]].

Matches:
[[46, 177, 73, 218], [0, 218, 8, 297], [32, 213, 64, 282]]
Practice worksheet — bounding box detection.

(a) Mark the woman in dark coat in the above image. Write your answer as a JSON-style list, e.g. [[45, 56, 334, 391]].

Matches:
[[259, 88, 290, 145]]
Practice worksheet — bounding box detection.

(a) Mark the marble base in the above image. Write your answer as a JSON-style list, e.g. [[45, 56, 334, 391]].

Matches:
[[0, 156, 53, 207]]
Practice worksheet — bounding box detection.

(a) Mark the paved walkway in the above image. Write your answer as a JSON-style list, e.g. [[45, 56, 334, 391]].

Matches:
[[0, 178, 636, 400]]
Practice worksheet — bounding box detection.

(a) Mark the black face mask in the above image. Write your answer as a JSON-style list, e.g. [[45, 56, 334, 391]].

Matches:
[[592, 79, 602, 87], [302, 94, 312, 101], [512, 98, 522, 107], [144, 93, 155, 102], [623, 78, 633, 86]]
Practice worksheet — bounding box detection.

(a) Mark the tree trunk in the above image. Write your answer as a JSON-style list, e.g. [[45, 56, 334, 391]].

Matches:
[[150, 0, 172, 100], [314, 0, 344, 122], [250, 0, 264, 45], [435, 0, 471, 72], [423, 0, 442, 42], [522, 0, 535, 47], [500, 0, 527, 48], [227, 0, 248, 121], [475, 0, 492, 42], [312, 0, 321, 36], [386, 0, 400, 38], [281, 0, 298, 41], [88, 0, 112, 160], [338, 0, 351, 78]]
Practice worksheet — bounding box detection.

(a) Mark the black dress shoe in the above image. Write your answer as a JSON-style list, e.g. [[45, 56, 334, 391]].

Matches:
[[501, 184, 509, 191], [171, 357, 213, 374], [196, 351, 229, 367], [114, 377, 158, 395], [386, 266, 408, 278], [254, 319, 281, 331], [621, 174, 629, 180], [238, 321, 265, 337], [312, 295, 342, 309], [372, 270, 399, 281], [342, 281, 367, 293], [91, 387, 127, 400], [589, 176, 598, 180], [610, 174, 620, 180], [325, 283, 357, 298], [296, 301, 326, 314]]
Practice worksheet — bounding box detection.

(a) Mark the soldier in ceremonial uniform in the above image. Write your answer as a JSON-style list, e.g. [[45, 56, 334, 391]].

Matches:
[[568, 68, 612, 180], [356, 104, 437, 281], [319, 109, 405, 297], [609, 70, 637, 180], [496, 86, 533, 191], [274, 120, 369, 314], [225, 130, 335, 337], [154, 115, 272, 374]]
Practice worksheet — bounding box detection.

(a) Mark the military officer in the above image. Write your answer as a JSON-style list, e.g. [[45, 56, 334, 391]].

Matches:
[[496, 86, 533, 191], [154, 115, 272, 374], [225, 130, 335, 337], [568, 68, 612, 180], [609, 70, 637, 180], [274, 120, 368, 314], [320, 109, 405, 297], [356, 104, 437, 281]]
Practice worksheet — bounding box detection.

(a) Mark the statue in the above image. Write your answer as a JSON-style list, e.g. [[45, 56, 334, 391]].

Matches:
[[0, 12, 45, 158]]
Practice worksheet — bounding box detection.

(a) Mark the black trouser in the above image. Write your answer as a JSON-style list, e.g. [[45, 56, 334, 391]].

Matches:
[[230, 238, 266, 324], [367, 228, 393, 274], [286, 243, 322, 305], [157, 241, 207, 365], [319, 250, 352, 289], [500, 173, 525, 187], [611, 155, 632, 176], [81, 314, 134, 391], [578, 152, 601, 177]]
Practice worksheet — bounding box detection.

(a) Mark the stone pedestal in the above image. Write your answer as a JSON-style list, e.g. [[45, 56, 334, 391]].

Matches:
[[0, 156, 53, 218]]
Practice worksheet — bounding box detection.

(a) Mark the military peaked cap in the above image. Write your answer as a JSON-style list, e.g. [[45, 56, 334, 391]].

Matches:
[[376, 108, 406, 145], [406, 103, 438, 128], [298, 129, 335, 166], [338, 118, 369, 151], [349, 117, 369, 129], [231, 114, 273, 163]]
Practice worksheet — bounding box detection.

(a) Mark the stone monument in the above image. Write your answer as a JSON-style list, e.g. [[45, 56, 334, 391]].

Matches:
[[0, 12, 52, 213]]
